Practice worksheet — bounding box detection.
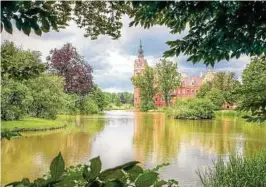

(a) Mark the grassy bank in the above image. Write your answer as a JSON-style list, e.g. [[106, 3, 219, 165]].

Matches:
[[198, 150, 266, 187], [105, 104, 133, 110], [1, 116, 69, 131]]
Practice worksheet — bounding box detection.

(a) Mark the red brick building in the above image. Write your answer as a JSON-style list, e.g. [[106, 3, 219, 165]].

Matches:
[[133, 41, 215, 108]]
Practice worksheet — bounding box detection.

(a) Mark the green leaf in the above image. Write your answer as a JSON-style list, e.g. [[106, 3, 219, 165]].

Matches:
[[99, 169, 124, 182], [41, 19, 50, 32], [127, 165, 144, 181], [50, 152, 65, 180], [22, 21, 31, 36], [88, 156, 102, 181], [105, 180, 124, 187], [117, 161, 139, 171], [3, 20, 13, 34], [135, 172, 159, 187], [154, 180, 167, 187], [16, 19, 22, 31], [34, 28, 42, 36], [83, 166, 90, 181]]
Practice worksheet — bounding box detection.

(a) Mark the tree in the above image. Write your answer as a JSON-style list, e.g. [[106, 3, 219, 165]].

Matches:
[[197, 72, 239, 107], [47, 43, 93, 95], [26, 75, 66, 119], [129, 1, 266, 65], [90, 86, 107, 111], [1, 1, 127, 39], [237, 55, 266, 121], [156, 59, 181, 106], [1, 41, 46, 80], [205, 89, 225, 109], [133, 65, 156, 111], [1, 76, 33, 120]]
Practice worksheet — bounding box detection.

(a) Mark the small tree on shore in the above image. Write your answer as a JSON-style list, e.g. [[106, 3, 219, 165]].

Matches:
[[156, 59, 181, 106], [132, 65, 156, 111]]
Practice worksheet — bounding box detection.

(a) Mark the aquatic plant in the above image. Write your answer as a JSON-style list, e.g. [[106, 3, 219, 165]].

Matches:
[[197, 151, 266, 187]]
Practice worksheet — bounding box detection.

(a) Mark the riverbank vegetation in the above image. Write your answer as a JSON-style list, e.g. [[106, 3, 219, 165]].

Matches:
[[1, 41, 133, 136], [166, 99, 216, 120], [198, 150, 266, 187]]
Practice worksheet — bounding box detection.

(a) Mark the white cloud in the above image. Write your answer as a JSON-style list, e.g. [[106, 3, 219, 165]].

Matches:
[[1, 17, 250, 92]]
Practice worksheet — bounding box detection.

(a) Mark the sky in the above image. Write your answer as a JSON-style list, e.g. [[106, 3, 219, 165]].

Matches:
[[1, 16, 250, 93]]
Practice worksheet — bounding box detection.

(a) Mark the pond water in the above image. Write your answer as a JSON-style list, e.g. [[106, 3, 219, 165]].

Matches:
[[2, 110, 266, 186]]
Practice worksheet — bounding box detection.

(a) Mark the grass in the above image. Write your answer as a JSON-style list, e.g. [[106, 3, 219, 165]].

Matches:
[[1, 116, 69, 131], [197, 150, 266, 187]]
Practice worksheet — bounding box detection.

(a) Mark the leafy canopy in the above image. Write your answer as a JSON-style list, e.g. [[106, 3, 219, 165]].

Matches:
[[129, 1, 266, 65], [156, 59, 181, 106], [237, 55, 266, 122], [132, 65, 156, 111]]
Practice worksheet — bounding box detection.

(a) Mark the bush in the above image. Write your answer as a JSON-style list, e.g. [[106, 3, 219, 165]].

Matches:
[[6, 153, 179, 187], [26, 75, 66, 119], [172, 98, 215, 120], [83, 97, 99, 114], [1, 77, 33, 120], [140, 100, 155, 112], [197, 151, 266, 187], [205, 88, 224, 109]]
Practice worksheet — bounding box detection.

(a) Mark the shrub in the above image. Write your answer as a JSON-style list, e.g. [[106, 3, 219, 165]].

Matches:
[[140, 100, 155, 112], [81, 96, 99, 114], [26, 75, 66, 119], [172, 98, 215, 120], [197, 151, 266, 187], [6, 153, 179, 187], [205, 89, 224, 109], [1, 77, 33, 120]]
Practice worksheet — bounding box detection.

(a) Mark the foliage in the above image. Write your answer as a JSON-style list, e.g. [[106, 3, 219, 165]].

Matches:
[[1, 77, 33, 120], [197, 72, 239, 109], [129, 2, 266, 65], [80, 96, 99, 115], [6, 152, 179, 187], [47, 43, 93, 95], [205, 89, 224, 109], [169, 98, 216, 120], [156, 59, 181, 106], [236, 55, 266, 122], [90, 86, 107, 111], [26, 75, 66, 119], [1, 1, 128, 39], [1, 129, 21, 140], [133, 65, 156, 111], [197, 150, 266, 187], [1, 41, 46, 80]]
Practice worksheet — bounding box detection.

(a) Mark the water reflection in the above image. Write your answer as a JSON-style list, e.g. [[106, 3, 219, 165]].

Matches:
[[1, 111, 266, 186]]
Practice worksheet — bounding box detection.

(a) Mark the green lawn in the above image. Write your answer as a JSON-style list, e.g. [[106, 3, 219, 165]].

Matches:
[[1, 116, 68, 131]]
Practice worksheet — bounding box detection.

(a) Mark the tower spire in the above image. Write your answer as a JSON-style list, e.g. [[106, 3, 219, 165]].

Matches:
[[138, 39, 144, 58]]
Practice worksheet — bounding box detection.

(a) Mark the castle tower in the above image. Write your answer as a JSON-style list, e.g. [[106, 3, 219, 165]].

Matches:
[[133, 40, 147, 107]]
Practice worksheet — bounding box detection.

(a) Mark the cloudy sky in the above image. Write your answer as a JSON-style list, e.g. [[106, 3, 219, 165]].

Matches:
[[1, 16, 250, 93]]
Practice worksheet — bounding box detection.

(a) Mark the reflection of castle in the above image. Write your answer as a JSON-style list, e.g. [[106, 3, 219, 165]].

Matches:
[[133, 41, 216, 107]]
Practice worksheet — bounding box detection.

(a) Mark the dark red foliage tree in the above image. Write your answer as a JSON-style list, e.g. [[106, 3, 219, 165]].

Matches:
[[48, 43, 93, 95]]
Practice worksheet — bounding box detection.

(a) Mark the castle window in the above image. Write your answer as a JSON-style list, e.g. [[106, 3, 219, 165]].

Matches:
[[187, 89, 190, 94]]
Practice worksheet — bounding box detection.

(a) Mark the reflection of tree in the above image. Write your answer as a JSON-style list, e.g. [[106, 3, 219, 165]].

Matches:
[[133, 112, 266, 165], [133, 112, 181, 164], [1, 116, 105, 185]]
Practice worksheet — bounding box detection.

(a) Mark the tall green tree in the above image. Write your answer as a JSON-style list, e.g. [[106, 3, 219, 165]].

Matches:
[[133, 65, 156, 111], [26, 75, 66, 119], [156, 59, 181, 106], [237, 55, 266, 121], [1, 41, 46, 80], [90, 86, 107, 111]]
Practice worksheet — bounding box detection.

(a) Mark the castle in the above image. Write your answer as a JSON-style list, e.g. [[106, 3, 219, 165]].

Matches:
[[133, 41, 216, 108]]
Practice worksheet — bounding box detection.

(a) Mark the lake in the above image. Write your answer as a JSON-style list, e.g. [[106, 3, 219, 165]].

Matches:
[[2, 110, 266, 186]]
